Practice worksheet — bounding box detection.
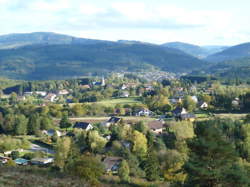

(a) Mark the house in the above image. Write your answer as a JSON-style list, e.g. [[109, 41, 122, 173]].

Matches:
[[191, 96, 198, 103], [103, 157, 122, 173], [35, 91, 47, 97], [73, 122, 93, 131], [31, 158, 54, 165], [79, 85, 91, 89], [232, 98, 240, 108], [172, 107, 188, 117], [169, 97, 182, 105], [121, 84, 127, 90], [43, 129, 62, 137], [57, 89, 69, 95], [180, 113, 196, 122], [147, 120, 165, 134], [135, 108, 153, 117], [0, 156, 10, 164], [120, 91, 129, 98], [44, 93, 57, 102], [199, 102, 208, 109], [102, 117, 121, 127], [172, 107, 195, 121], [14, 158, 29, 165], [92, 77, 105, 87]]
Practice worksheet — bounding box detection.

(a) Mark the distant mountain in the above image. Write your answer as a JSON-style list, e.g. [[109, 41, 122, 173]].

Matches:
[[202, 57, 250, 80], [206, 42, 250, 62], [162, 42, 228, 58], [0, 32, 111, 49], [0, 42, 205, 80]]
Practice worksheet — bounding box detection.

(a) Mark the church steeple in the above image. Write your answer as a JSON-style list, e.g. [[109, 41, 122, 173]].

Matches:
[[101, 76, 105, 86]]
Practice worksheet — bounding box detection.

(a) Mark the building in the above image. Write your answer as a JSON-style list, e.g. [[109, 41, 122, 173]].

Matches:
[[172, 107, 195, 121], [120, 91, 129, 98], [44, 93, 57, 102], [58, 89, 69, 95], [14, 158, 29, 165], [31, 158, 54, 165], [199, 102, 208, 109], [102, 117, 121, 127], [147, 120, 165, 134], [73, 122, 93, 131], [43, 129, 62, 137], [103, 157, 122, 173], [135, 108, 153, 117]]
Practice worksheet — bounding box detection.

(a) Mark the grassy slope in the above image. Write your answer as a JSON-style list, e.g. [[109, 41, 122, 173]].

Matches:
[[0, 166, 88, 187], [95, 97, 143, 107]]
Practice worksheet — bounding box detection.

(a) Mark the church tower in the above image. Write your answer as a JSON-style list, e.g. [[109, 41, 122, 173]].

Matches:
[[101, 76, 105, 86]]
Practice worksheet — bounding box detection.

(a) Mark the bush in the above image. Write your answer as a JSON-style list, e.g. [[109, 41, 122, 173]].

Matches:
[[10, 151, 20, 160]]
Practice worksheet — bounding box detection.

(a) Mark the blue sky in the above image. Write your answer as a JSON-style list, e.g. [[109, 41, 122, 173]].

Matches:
[[0, 0, 249, 45]]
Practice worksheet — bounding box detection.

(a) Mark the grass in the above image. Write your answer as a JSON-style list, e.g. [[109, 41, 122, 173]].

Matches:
[[95, 97, 143, 107], [0, 166, 89, 187]]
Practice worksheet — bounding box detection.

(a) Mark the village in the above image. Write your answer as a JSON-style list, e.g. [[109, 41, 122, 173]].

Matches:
[[0, 73, 249, 186]]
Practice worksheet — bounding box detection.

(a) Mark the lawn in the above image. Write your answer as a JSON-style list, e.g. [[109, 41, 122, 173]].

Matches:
[[95, 97, 143, 107]]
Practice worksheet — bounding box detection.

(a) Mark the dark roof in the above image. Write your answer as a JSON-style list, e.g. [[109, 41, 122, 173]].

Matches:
[[103, 157, 122, 171], [172, 107, 183, 115], [73, 122, 92, 129], [181, 113, 196, 119], [148, 120, 164, 130], [107, 117, 121, 123]]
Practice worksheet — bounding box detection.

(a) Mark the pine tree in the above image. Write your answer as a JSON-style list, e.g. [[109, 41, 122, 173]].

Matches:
[[184, 121, 243, 186], [59, 113, 71, 130], [144, 150, 160, 181], [118, 160, 130, 183]]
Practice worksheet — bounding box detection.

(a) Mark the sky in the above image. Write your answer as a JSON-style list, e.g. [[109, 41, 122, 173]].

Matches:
[[0, 0, 249, 46]]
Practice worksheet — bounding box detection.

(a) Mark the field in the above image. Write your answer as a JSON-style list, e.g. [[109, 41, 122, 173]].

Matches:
[[95, 97, 143, 107]]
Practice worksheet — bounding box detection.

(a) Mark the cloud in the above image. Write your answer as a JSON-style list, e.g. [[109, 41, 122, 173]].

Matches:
[[0, 0, 248, 45]]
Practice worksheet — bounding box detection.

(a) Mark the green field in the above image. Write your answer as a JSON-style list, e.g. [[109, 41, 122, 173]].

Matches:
[[95, 97, 143, 107]]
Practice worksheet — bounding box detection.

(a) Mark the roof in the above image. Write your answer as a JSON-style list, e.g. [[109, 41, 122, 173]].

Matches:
[[73, 122, 92, 129], [107, 117, 121, 123], [103, 157, 122, 171], [172, 107, 187, 115], [15, 158, 29, 165], [148, 120, 164, 130], [181, 113, 196, 119]]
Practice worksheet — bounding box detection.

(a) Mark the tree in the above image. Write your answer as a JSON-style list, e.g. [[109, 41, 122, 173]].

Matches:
[[134, 121, 148, 135], [87, 130, 107, 153], [28, 113, 41, 136], [131, 130, 147, 159], [184, 121, 246, 186], [10, 151, 20, 160], [118, 160, 130, 183], [144, 151, 160, 181], [54, 137, 71, 170], [59, 113, 71, 130], [40, 116, 53, 130], [14, 114, 28, 135], [66, 155, 104, 186], [183, 96, 196, 112]]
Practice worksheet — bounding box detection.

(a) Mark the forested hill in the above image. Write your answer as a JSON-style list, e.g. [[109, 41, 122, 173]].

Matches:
[[162, 42, 228, 58], [0, 32, 110, 49], [0, 42, 205, 80], [206, 42, 250, 62], [206, 57, 250, 80]]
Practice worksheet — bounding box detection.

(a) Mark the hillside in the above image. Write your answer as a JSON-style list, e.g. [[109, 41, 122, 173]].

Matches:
[[162, 42, 228, 58], [0, 42, 205, 80], [0, 32, 110, 49], [206, 42, 250, 62], [204, 57, 250, 79]]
